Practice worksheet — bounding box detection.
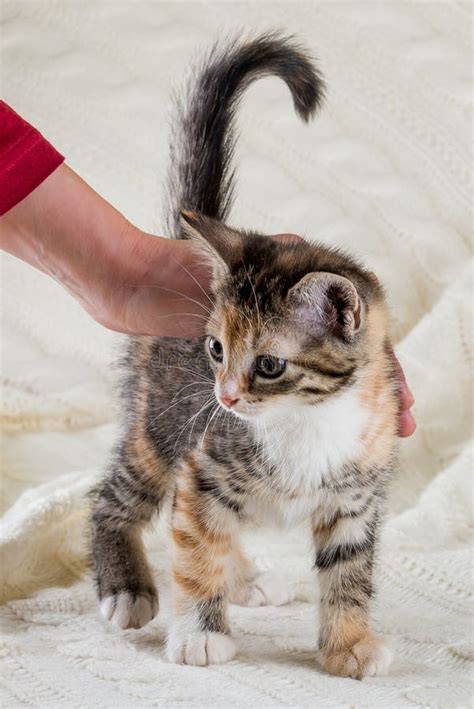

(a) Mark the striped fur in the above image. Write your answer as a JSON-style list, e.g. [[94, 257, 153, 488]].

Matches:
[[89, 34, 399, 677]]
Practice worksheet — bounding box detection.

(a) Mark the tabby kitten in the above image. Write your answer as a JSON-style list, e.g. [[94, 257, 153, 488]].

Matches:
[[90, 34, 399, 679]]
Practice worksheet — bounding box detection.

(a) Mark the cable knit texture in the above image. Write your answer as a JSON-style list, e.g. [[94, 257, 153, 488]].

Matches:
[[1, 2, 472, 707]]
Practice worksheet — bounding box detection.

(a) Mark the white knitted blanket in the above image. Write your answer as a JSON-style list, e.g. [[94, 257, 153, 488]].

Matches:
[[1, 2, 472, 707]]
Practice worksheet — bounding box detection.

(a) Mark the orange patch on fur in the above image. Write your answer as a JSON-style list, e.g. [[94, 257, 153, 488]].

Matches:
[[175, 498, 230, 549], [122, 338, 171, 496], [321, 631, 386, 679], [173, 569, 225, 600], [321, 606, 369, 653], [172, 527, 197, 550]]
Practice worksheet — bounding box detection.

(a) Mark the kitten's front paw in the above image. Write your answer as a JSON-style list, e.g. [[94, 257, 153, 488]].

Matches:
[[167, 630, 236, 666], [320, 634, 392, 679], [231, 572, 295, 607], [100, 591, 158, 630]]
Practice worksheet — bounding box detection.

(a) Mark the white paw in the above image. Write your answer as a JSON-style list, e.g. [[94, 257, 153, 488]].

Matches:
[[321, 634, 392, 679], [362, 641, 393, 677], [167, 630, 236, 666], [100, 592, 158, 630], [232, 572, 295, 607]]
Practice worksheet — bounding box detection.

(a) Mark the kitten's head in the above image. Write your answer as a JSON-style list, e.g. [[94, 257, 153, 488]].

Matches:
[[182, 211, 388, 421]]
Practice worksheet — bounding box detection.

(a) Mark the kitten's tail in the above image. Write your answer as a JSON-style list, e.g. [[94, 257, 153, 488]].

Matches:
[[166, 33, 325, 237]]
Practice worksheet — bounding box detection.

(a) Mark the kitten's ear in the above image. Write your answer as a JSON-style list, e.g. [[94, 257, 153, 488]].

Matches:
[[287, 271, 363, 339], [180, 210, 242, 280]]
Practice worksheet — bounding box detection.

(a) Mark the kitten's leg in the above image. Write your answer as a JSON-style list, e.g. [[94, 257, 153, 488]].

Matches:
[[230, 550, 295, 607], [90, 443, 168, 630], [313, 493, 392, 679], [228, 546, 257, 602], [167, 455, 239, 665]]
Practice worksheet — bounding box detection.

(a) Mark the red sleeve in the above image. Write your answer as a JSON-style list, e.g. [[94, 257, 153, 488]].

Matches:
[[0, 101, 64, 216]]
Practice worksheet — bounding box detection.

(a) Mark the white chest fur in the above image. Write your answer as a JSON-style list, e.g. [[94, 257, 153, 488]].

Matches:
[[247, 385, 370, 527]]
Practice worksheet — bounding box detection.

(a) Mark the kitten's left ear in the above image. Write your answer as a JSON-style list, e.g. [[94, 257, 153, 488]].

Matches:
[[287, 271, 363, 339], [180, 210, 243, 280]]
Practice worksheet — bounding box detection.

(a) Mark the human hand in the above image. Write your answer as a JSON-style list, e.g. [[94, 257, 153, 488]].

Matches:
[[390, 349, 416, 437], [0, 164, 212, 338]]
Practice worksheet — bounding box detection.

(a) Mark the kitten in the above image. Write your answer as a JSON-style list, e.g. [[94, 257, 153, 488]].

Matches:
[[90, 34, 399, 679]]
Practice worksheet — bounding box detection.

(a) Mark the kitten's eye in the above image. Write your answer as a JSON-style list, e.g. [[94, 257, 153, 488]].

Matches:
[[255, 355, 286, 379], [208, 337, 224, 362]]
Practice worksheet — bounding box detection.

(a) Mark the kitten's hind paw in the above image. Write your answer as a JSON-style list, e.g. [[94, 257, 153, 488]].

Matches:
[[231, 572, 295, 607], [167, 630, 236, 666], [100, 591, 158, 630], [320, 634, 392, 679]]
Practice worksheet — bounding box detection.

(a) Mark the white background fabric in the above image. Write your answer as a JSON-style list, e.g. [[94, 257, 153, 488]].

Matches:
[[1, 2, 472, 707]]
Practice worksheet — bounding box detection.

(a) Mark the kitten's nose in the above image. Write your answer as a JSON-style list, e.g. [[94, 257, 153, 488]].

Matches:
[[219, 394, 240, 409]]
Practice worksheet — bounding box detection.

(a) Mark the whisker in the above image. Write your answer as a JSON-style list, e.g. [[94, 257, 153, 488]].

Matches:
[[152, 312, 210, 322], [148, 388, 212, 426], [163, 397, 211, 453], [187, 394, 217, 445], [168, 380, 214, 405], [200, 402, 221, 447], [171, 257, 214, 307], [158, 364, 213, 384], [169, 395, 215, 453], [244, 265, 261, 329], [154, 286, 213, 315], [124, 284, 213, 316]]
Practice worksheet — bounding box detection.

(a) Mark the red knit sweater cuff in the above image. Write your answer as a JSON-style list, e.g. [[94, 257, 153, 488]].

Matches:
[[0, 101, 65, 216]]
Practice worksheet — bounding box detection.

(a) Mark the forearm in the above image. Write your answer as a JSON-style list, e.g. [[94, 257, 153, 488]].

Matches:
[[2, 165, 134, 302], [0, 101, 127, 300], [0, 162, 210, 335]]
